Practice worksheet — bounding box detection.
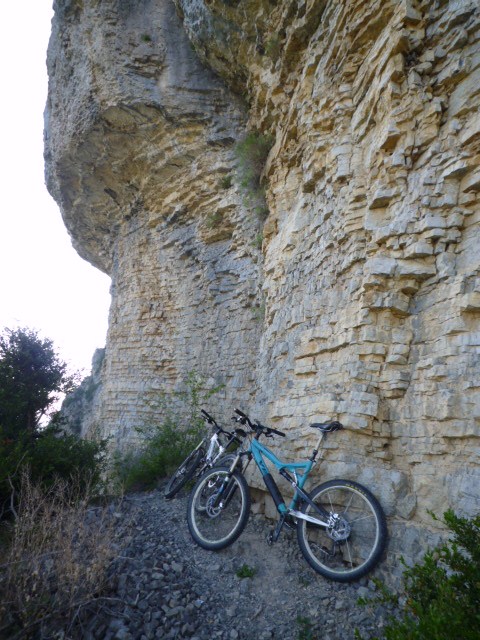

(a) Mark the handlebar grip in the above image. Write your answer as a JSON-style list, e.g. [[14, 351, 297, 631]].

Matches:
[[234, 408, 253, 428], [201, 409, 217, 427], [269, 427, 286, 437]]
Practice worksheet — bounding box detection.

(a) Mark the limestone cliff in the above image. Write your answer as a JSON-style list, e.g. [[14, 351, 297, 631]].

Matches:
[[46, 0, 480, 569]]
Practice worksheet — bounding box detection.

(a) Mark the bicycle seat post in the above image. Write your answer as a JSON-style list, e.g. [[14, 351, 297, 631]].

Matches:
[[310, 432, 325, 462]]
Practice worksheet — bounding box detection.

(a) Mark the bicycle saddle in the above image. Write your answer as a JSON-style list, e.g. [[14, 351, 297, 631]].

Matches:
[[309, 421, 343, 433]]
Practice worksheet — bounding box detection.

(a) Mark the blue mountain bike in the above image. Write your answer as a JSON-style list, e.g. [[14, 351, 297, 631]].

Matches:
[[187, 409, 387, 582]]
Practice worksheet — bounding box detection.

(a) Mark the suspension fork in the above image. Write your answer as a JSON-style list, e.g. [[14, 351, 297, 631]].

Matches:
[[211, 452, 249, 508]]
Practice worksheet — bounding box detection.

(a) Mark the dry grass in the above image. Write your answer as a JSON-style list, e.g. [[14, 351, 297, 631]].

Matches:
[[0, 470, 120, 638]]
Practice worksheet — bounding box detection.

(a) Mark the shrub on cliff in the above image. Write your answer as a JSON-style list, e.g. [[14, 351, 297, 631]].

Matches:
[[356, 510, 480, 640], [235, 130, 273, 190], [235, 130, 273, 219], [113, 371, 224, 492]]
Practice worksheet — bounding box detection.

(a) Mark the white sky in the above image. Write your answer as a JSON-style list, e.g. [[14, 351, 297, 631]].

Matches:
[[0, 3, 111, 376]]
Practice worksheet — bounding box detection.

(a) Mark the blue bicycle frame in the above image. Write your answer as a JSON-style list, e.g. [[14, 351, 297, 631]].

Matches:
[[248, 437, 331, 528], [251, 439, 311, 513]]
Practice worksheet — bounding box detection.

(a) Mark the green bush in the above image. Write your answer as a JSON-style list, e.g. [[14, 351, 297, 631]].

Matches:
[[252, 232, 264, 249], [296, 616, 317, 640], [235, 130, 273, 220], [206, 211, 223, 229], [112, 417, 202, 492], [236, 563, 256, 579], [29, 426, 107, 491], [0, 327, 106, 518], [0, 425, 108, 518], [264, 35, 281, 61], [357, 510, 480, 640], [219, 174, 233, 190], [235, 130, 273, 191], [113, 371, 224, 492]]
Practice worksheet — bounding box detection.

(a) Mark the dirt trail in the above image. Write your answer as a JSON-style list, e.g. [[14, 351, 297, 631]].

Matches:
[[79, 486, 391, 640]]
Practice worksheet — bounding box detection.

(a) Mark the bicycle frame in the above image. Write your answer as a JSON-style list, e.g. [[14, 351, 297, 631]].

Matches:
[[205, 432, 225, 464], [188, 414, 387, 581], [249, 436, 331, 526]]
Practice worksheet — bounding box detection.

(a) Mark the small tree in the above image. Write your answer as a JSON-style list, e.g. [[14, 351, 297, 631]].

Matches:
[[0, 327, 76, 439], [0, 328, 106, 519]]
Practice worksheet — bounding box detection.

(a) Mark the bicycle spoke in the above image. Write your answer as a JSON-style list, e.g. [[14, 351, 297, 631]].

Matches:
[[341, 490, 355, 515], [349, 513, 376, 523], [327, 492, 334, 513], [188, 469, 250, 550], [345, 540, 354, 568], [297, 480, 386, 581]]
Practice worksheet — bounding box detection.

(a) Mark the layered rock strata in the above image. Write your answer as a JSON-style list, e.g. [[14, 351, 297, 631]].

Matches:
[[46, 0, 265, 444], [46, 0, 480, 567]]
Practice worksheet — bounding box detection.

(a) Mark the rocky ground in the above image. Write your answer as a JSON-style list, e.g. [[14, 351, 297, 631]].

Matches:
[[80, 485, 395, 640]]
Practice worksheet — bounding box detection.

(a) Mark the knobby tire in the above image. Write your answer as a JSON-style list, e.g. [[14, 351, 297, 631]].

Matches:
[[164, 447, 204, 499], [187, 467, 250, 550], [296, 479, 387, 582]]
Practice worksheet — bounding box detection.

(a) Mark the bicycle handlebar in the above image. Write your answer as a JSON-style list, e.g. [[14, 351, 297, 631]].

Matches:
[[201, 409, 225, 432], [201, 409, 245, 443], [233, 408, 251, 425], [232, 408, 286, 438], [265, 426, 286, 438], [201, 409, 217, 425]]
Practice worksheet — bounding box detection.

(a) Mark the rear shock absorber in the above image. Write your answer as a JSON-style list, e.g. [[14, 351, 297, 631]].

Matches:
[[263, 473, 286, 511]]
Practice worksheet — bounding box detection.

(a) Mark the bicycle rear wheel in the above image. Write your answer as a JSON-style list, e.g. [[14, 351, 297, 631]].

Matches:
[[164, 447, 204, 499], [187, 467, 250, 550], [296, 479, 387, 582]]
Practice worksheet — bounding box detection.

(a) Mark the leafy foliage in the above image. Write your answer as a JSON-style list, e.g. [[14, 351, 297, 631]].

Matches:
[[235, 130, 273, 191], [206, 211, 224, 229], [0, 327, 107, 519], [264, 35, 281, 61], [219, 174, 233, 190], [0, 425, 108, 519], [0, 327, 76, 437], [113, 372, 224, 492], [235, 563, 256, 579], [252, 232, 264, 250], [0, 329, 113, 636], [235, 130, 273, 220], [296, 615, 317, 640], [356, 510, 480, 640]]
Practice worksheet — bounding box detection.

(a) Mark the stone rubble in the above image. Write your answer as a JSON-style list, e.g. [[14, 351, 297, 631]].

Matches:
[[76, 487, 395, 640]]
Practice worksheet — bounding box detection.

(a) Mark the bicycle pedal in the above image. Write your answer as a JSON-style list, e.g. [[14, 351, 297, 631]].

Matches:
[[267, 531, 274, 546]]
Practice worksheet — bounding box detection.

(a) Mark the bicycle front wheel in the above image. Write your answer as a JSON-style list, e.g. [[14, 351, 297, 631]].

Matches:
[[187, 467, 250, 550], [164, 447, 204, 499], [297, 479, 387, 582]]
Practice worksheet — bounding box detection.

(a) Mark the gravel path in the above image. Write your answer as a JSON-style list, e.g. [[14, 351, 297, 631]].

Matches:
[[83, 485, 392, 640]]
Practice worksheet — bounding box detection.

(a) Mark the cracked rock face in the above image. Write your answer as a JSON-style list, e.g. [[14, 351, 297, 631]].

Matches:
[[46, 0, 480, 566]]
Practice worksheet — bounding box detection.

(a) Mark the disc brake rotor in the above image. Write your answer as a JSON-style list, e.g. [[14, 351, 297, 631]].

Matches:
[[206, 494, 222, 518], [327, 513, 351, 542]]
